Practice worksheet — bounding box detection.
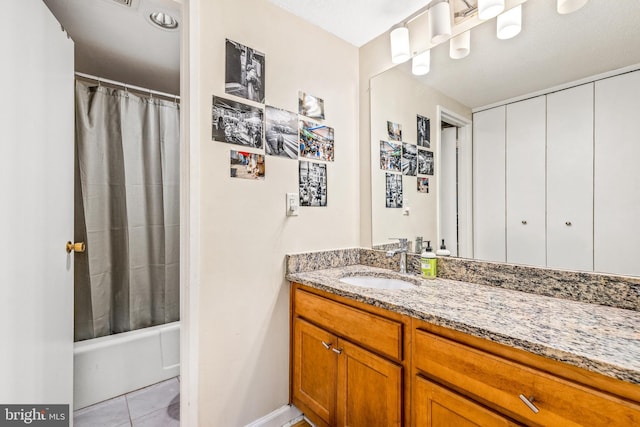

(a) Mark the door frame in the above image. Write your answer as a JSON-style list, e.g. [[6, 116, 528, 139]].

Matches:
[[435, 106, 473, 259], [180, 0, 199, 425]]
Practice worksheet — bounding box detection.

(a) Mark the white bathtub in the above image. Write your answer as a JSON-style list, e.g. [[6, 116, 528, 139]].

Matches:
[[73, 321, 180, 409]]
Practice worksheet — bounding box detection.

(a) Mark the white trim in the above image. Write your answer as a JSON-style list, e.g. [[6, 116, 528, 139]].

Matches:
[[244, 405, 304, 427], [473, 63, 640, 113], [436, 106, 473, 258], [180, 0, 200, 426]]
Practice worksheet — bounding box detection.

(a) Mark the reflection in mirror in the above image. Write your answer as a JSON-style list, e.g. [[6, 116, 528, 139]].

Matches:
[[369, 1, 640, 276], [370, 66, 471, 255]]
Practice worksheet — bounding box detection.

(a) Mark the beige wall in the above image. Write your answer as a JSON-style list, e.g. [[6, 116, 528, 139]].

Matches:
[[195, 0, 359, 424], [369, 66, 471, 247]]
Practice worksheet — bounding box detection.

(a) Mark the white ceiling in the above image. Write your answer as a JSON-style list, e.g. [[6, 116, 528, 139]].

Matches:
[[267, 0, 435, 47], [266, 0, 477, 47], [43, 0, 181, 95], [40, 0, 640, 109]]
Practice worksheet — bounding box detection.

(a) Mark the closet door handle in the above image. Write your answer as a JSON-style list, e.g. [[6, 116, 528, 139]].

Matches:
[[519, 394, 539, 414], [321, 341, 332, 350], [332, 348, 343, 355]]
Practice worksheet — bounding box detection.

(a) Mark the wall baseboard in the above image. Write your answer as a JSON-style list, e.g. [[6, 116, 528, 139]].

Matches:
[[245, 404, 303, 427]]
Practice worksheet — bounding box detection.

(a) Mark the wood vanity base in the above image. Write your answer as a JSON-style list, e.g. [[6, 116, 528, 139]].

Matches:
[[290, 282, 640, 426]]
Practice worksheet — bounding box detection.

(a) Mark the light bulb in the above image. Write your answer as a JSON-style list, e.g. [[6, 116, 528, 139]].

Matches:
[[412, 50, 431, 76], [390, 26, 411, 64]]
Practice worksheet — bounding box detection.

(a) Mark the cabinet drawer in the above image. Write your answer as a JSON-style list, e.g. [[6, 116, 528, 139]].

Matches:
[[294, 288, 403, 361], [414, 329, 640, 426], [414, 375, 519, 427]]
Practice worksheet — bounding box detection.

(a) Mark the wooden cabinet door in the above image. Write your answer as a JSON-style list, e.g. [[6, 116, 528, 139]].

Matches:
[[594, 70, 640, 276], [336, 338, 403, 427], [414, 376, 518, 427], [506, 96, 547, 267], [547, 83, 594, 271], [292, 318, 338, 426], [473, 106, 507, 262]]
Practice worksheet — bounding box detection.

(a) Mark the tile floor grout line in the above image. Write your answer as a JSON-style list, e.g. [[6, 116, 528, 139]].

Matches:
[[124, 392, 133, 426]]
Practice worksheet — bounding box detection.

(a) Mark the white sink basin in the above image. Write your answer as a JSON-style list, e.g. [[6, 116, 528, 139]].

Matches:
[[339, 276, 414, 290]]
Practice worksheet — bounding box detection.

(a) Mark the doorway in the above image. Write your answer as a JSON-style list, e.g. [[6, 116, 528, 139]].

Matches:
[[436, 106, 473, 259], [40, 0, 190, 424]]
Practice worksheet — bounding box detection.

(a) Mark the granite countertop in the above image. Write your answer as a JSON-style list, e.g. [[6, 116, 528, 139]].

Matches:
[[287, 264, 640, 385]]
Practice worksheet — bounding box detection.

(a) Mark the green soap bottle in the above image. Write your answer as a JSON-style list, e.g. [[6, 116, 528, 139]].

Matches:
[[421, 241, 437, 279]]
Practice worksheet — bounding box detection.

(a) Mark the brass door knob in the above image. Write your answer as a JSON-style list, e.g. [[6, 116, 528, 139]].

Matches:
[[66, 241, 86, 254]]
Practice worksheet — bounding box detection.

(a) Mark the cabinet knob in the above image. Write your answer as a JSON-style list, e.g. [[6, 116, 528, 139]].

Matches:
[[331, 348, 343, 355], [521, 220, 527, 225], [321, 341, 332, 350], [519, 394, 539, 414], [565, 221, 572, 226]]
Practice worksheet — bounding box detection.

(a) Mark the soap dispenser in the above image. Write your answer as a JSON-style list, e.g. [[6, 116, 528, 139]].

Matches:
[[436, 239, 451, 257], [421, 241, 437, 279]]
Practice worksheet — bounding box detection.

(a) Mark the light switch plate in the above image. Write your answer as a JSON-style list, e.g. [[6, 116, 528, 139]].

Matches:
[[286, 193, 299, 216]]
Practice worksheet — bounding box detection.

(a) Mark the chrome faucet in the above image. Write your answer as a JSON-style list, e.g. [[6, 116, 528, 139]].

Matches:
[[386, 238, 409, 273]]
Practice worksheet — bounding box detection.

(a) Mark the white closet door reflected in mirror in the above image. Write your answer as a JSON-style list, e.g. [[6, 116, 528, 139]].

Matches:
[[472, 69, 640, 277]]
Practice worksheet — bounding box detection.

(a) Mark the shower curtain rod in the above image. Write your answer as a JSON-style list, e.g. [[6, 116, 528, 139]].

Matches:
[[74, 72, 180, 102]]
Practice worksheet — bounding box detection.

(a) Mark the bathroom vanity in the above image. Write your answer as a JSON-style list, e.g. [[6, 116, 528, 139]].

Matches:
[[287, 249, 640, 427]]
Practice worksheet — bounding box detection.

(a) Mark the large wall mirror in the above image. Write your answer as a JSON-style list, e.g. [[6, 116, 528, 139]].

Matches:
[[370, 1, 640, 276]]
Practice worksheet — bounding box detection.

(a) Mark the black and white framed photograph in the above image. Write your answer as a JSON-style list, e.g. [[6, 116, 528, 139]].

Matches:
[[385, 173, 403, 208], [422, 150, 434, 175], [417, 177, 430, 193], [417, 115, 430, 148], [299, 120, 335, 162], [402, 142, 417, 176], [264, 106, 298, 159], [225, 39, 265, 103], [387, 121, 402, 141], [298, 91, 325, 120], [230, 150, 265, 180], [380, 140, 401, 172], [417, 148, 430, 175], [299, 161, 327, 207], [212, 96, 264, 148]]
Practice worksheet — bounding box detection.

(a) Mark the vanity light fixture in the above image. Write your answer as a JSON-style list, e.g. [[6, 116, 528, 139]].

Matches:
[[478, 0, 505, 20], [149, 11, 179, 30], [557, 0, 588, 14], [497, 5, 522, 40], [450, 31, 470, 59], [429, 1, 452, 44], [390, 25, 411, 64], [412, 50, 431, 76]]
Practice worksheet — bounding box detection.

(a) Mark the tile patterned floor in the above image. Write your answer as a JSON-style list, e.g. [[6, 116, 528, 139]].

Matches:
[[73, 377, 180, 427]]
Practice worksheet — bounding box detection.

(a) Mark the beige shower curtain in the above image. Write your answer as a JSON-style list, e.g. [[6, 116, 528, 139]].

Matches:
[[74, 80, 180, 341]]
